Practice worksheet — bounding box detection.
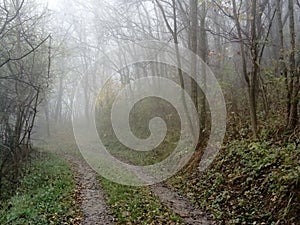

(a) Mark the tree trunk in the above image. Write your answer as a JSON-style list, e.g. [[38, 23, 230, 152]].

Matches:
[[249, 0, 258, 138], [54, 75, 63, 122], [232, 0, 258, 138], [155, 0, 196, 139], [276, 0, 290, 124], [287, 0, 299, 129], [198, 1, 208, 133], [189, 0, 198, 114]]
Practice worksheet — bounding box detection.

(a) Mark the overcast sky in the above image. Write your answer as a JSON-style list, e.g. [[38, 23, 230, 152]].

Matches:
[[37, 0, 60, 10]]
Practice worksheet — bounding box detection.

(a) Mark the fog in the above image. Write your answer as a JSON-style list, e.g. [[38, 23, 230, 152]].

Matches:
[[1, 0, 300, 222], [1, 0, 298, 156]]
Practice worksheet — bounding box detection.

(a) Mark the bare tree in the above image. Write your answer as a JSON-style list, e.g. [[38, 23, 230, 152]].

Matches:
[[0, 0, 51, 190]]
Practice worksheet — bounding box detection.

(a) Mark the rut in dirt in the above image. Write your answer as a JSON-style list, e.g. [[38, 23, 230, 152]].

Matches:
[[132, 169, 215, 224], [150, 184, 214, 225], [65, 155, 114, 225], [65, 153, 214, 225]]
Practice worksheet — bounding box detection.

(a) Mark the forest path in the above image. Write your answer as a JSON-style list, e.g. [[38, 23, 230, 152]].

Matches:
[[65, 152, 214, 225], [39, 130, 213, 224], [64, 154, 114, 225], [149, 183, 214, 225], [132, 170, 215, 225]]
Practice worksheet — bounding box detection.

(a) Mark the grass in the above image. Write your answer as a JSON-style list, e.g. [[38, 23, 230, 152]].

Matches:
[[0, 152, 82, 225], [101, 134, 180, 166], [96, 97, 182, 166], [100, 177, 183, 225], [169, 140, 300, 224], [37, 127, 183, 224]]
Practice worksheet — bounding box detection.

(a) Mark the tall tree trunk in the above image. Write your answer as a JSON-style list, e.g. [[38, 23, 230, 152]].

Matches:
[[232, 0, 258, 138], [288, 0, 299, 129], [249, 0, 258, 138], [44, 100, 50, 136], [54, 75, 63, 122], [215, 11, 223, 81], [155, 0, 196, 139], [189, 0, 198, 113], [276, 0, 290, 124], [198, 1, 208, 133]]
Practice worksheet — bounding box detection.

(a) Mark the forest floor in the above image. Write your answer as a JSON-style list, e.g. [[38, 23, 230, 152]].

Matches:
[[149, 183, 213, 225], [4, 126, 299, 224], [64, 154, 114, 225], [37, 129, 214, 224], [63, 151, 214, 224], [0, 152, 82, 224]]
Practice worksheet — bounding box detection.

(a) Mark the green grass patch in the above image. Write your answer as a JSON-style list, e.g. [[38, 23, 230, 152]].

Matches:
[[100, 177, 183, 224], [169, 140, 300, 224], [0, 152, 82, 224], [101, 135, 179, 166], [96, 95, 182, 166]]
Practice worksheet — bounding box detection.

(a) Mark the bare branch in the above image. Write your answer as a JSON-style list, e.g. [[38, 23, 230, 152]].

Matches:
[[0, 34, 51, 68]]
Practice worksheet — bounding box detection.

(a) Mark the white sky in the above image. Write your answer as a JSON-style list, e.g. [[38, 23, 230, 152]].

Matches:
[[37, 0, 61, 10]]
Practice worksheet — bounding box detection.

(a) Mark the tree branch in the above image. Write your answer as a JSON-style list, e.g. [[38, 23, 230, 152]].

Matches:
[[0, 34, 51, 69]]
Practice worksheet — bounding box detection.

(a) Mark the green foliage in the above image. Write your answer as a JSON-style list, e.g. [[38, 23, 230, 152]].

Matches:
[[100, 177, 183, 225], [170, 140, 300, 224], [0, 153, 81, 224], [97, 93, 181, 166]]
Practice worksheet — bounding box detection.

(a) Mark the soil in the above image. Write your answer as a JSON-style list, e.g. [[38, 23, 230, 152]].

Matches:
[[132, 167, 215, 224], [65, 155, 114, 225], [150, 183, 214, 225], [65, 154, 214, 225]]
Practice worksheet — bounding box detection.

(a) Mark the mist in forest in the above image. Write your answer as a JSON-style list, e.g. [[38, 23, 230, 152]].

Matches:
[[0, 0, 299, 180], [0, 0, 298, 197], [1, 0, 300, 223]]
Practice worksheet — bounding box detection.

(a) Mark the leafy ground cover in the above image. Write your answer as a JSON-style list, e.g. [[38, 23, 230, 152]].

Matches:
[[0, 152, 82, 224], [100, 177, 184, 225], [169, 140, 300, 224]]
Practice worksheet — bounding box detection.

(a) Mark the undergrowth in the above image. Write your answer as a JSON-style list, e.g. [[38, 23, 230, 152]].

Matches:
[[0, 152, 82, 224], [169, 140, 300, 224], [100, 177, 183, 225]]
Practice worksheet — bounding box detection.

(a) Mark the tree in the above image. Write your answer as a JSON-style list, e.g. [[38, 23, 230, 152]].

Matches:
[[287, 0, 299, 129], [0, 0, 51, 189], [189, 0, 199, 114]]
